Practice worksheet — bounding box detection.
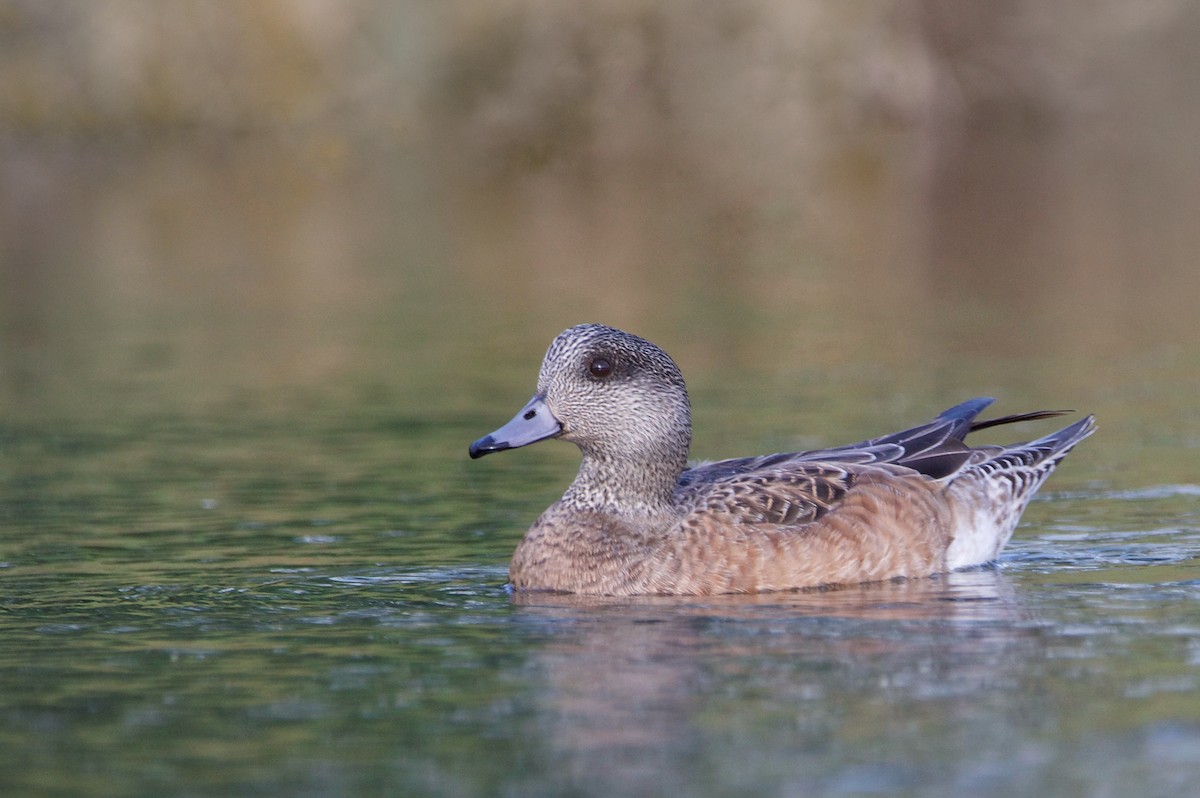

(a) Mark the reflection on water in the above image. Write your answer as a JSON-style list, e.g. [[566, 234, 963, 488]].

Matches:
[[509, 572, 1027, 795], [3, 2, 1200, 797]]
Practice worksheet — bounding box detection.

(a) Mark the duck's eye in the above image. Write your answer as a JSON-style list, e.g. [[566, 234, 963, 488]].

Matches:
[[588, 357, 613, 379]]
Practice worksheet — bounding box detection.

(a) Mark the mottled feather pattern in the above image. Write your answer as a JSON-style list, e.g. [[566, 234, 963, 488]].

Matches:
[[681, 464, 853, 526]]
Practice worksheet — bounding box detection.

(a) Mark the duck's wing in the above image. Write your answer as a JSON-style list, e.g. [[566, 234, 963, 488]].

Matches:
[[680, 461, 859, 526], [678, 397, 1072, 490]]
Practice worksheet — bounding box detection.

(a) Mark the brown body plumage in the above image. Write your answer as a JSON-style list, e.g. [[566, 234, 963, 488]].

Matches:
[[470, 324, 1095, 596]]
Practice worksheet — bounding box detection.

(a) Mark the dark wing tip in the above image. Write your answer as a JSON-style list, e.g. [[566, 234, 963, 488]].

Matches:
[[937, 397, 996, 422]]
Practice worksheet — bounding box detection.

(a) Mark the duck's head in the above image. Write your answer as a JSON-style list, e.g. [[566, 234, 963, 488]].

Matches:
[[469, 324, 693, 467]]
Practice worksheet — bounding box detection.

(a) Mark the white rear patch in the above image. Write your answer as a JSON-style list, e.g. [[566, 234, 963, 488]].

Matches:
[[945, 478, 1029, 569]]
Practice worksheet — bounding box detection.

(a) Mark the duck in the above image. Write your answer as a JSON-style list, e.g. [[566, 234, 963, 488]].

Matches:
[[469, 324, 1095, 596]]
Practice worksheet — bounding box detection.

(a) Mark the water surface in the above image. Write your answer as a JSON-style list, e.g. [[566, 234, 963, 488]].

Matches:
[[3, 348, 1198, 797]]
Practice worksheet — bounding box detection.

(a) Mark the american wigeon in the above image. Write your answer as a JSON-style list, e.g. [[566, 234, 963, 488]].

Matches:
[[470, 324, 1095, 596]]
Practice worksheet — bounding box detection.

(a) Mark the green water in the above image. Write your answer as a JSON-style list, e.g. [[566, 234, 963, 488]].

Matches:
[[3, 323, 1199, 797]]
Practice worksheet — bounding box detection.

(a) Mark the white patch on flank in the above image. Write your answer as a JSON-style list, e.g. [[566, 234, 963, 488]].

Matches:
[[945, 477, 1025, 570]]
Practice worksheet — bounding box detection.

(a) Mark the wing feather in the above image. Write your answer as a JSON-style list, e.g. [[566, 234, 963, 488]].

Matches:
[[687, 464, 855, 527], [677, 397, 1068, 490]]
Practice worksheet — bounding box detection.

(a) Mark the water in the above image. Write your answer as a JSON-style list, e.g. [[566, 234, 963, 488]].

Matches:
[[4, 5, 1200, 795], [3, 340, 1198, 797]]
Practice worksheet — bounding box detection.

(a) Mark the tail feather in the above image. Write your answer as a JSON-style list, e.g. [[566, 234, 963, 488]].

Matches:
[[969, 409, 1073, 433], [897, 399, 1087, 480], [968, 414, 1097, 475], [946, 413, 1096, 569]]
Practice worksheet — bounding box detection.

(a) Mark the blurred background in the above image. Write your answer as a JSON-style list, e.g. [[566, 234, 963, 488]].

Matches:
[[3, 5, 1200, 796], [2, 0, 1197, 430]]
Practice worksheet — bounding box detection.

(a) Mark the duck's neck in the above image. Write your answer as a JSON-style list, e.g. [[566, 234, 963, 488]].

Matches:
[[562, 447, 687, 517]]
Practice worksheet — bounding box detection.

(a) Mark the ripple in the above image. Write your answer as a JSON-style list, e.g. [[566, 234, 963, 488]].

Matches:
[[1047, 484, 1200, 502], [329, 565, 509, 588], [1104, 485, 1200, 501], [295, 535, 342, 544]]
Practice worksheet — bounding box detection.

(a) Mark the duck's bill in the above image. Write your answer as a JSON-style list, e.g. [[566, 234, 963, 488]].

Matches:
[[469, 395, 563, 459]]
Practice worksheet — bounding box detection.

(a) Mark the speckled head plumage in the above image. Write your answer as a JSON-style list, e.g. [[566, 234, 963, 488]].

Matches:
[[463, 326, 696, 513], [468, 323, 693, 512], [536, 324, 691, 460]]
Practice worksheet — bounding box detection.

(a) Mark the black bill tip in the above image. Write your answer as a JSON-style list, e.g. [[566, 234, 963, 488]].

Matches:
[[468, 435, 510, 459]]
